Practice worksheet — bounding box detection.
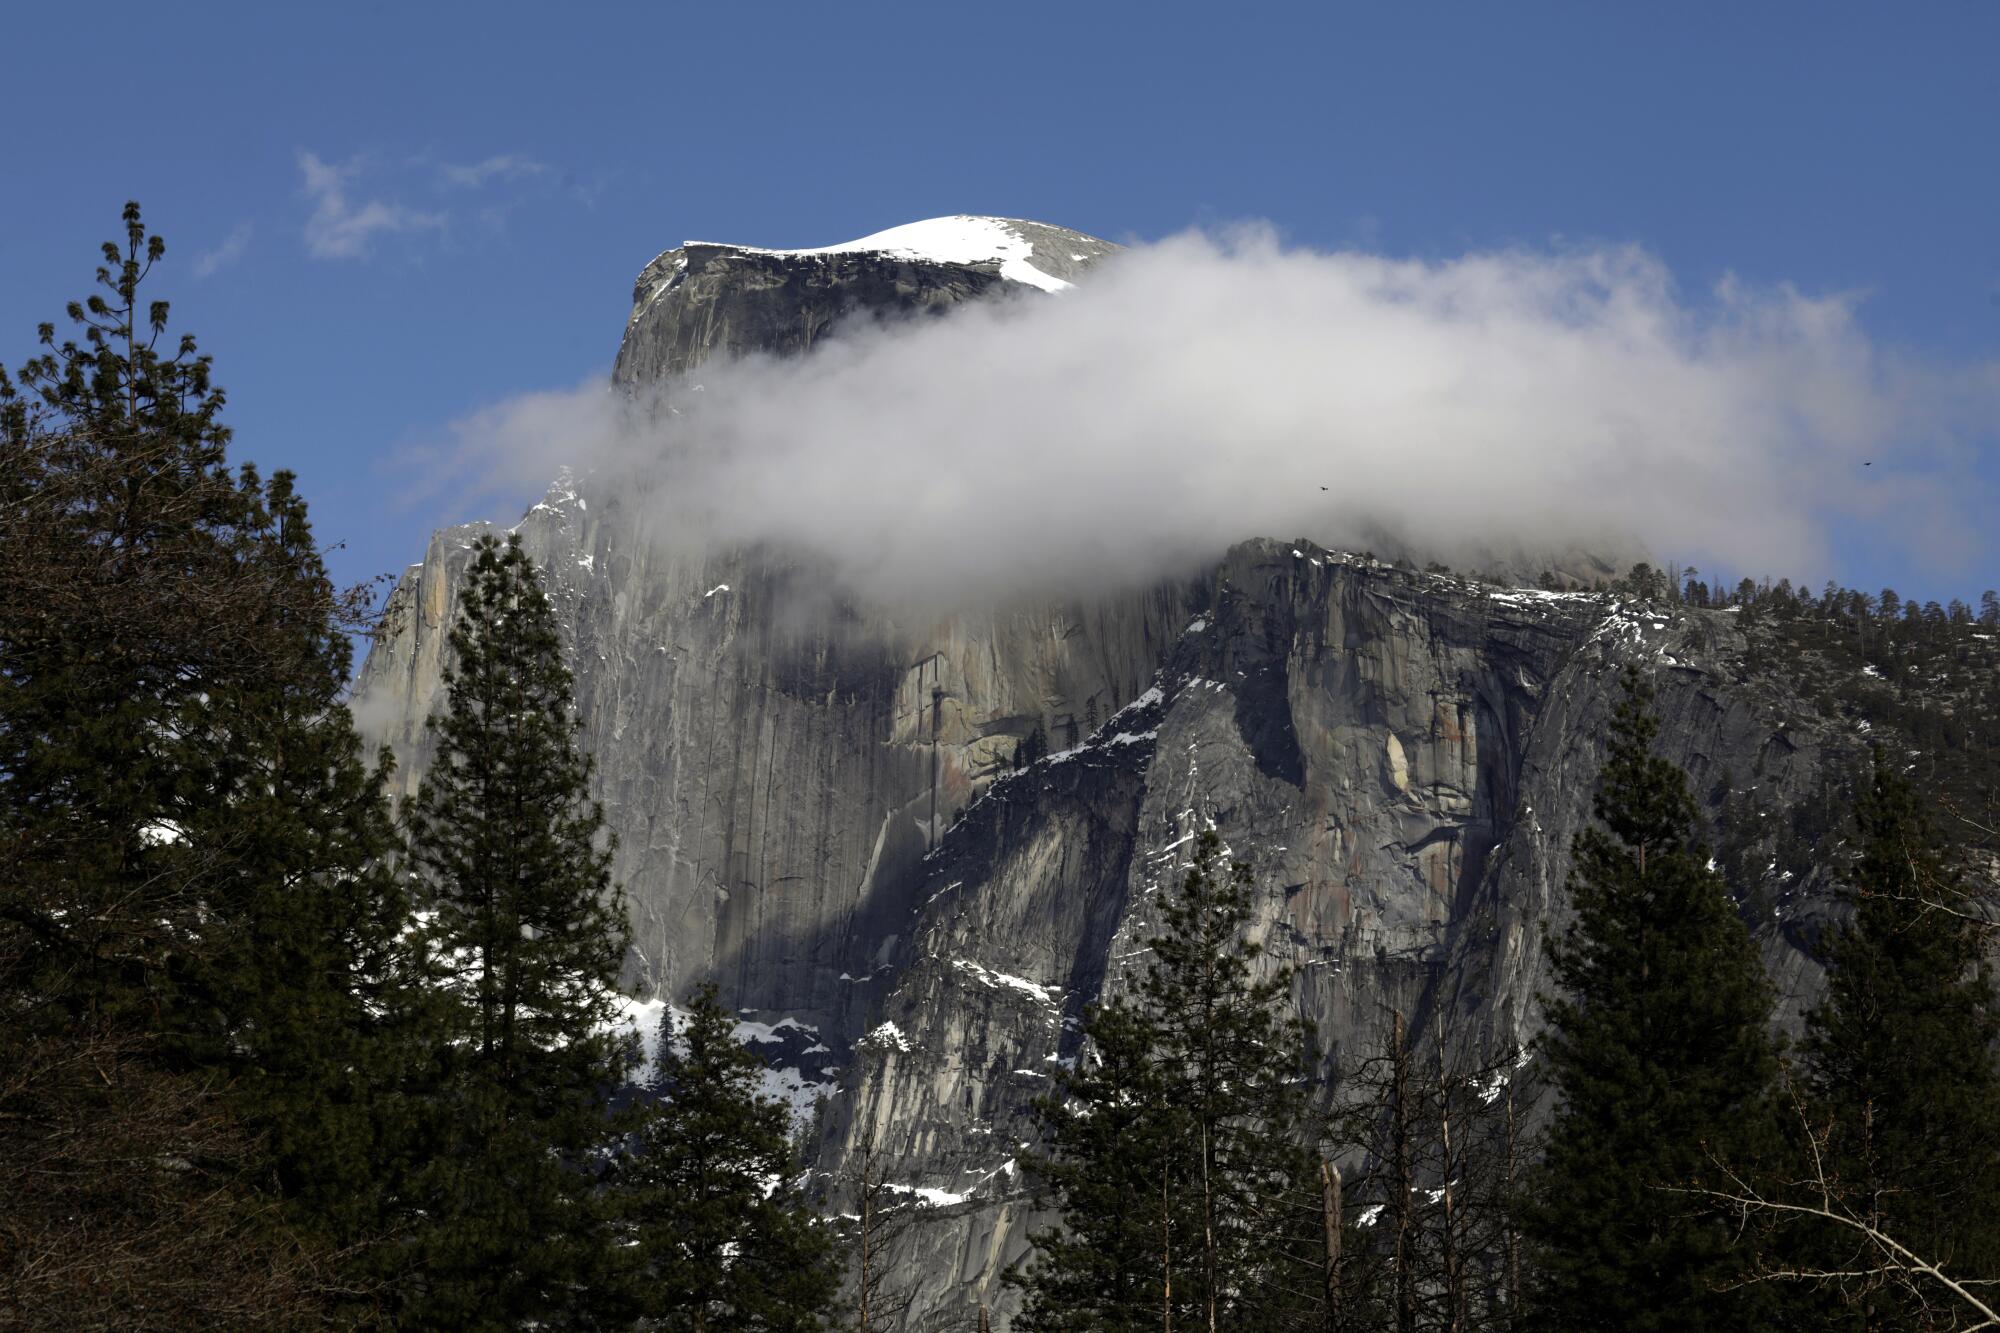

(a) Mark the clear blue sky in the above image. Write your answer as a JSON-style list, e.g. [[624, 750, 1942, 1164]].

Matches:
[[3, 1, 1994, 602]]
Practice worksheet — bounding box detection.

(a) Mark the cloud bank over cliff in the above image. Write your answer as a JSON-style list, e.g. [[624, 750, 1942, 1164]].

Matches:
[[426, 228, 1991, 604]]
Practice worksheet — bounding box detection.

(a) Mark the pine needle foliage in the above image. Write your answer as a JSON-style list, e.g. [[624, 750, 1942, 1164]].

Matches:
[[399, 532, 634, 1327], [1797, 756, 2000, 1328], [1017, 828, 1320, 1331], [611, 983, 837, 1331], [1522, 668, 1780, 1331], [1, 202, 410, 1320]]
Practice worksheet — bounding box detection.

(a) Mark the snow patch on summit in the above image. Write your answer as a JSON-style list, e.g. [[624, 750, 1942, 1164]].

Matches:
[[689, 216, 1076, 293]]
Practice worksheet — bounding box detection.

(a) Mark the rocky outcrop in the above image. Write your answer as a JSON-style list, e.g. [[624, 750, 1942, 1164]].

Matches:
[[353, 217, 1863, 1329], [611, 216, 1120, 385]]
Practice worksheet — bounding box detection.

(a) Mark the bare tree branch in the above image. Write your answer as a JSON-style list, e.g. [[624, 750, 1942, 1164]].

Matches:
[[1672, 1078, 2000, 1330]]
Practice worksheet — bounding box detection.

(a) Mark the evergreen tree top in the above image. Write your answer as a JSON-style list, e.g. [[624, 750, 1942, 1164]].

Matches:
[[1017, 826, 1318, 1330], [2, 201, 227, 453], [396, 528, 634, 1326], [1592, 667, 1700, 863], [1527, 666, 1781, 1331], [0, 201, 414, 1321]]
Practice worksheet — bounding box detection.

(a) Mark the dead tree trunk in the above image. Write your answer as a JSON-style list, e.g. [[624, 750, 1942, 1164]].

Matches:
[[849, 1136, 917, 1333], [1389, 1010, 1419, 1333], [1321, 1157, 1344, 1333], [1433, 1019, 1466, 1333], [858, 1143, 875, 1333], [1504, 1072, 1523, 1325]]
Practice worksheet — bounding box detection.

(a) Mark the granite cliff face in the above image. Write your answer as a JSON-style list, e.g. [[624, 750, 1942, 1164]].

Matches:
[[353, 216, 1862, 1329], [610, 216, 1118, 384]]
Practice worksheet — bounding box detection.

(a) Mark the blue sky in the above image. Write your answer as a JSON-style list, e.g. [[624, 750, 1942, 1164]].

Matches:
[[3, 1, 1994, 603]]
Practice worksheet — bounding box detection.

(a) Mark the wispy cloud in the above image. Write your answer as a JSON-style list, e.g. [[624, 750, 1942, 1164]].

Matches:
[[432, 229, 1997, 604], [298, 151, 445, 260], [193, 222, 254, 278], [439, 153, 546, 189]]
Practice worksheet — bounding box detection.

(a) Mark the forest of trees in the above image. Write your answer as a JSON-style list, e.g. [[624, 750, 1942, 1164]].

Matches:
[[1015, 672, 2000, 1331], [5, 206, 1998, 1330], [0, 207, 834, 1328], [1603, 560, 2000, 848]]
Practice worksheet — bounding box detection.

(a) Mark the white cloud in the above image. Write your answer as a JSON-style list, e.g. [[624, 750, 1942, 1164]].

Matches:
[[193, 222, 253, 278], [440, 153, 546, 189], [429, 228, 1995, 605], [298, 151, 445, 260]]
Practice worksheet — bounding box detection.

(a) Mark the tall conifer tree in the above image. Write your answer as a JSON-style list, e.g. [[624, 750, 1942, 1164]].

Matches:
[[400, 532, 633, 1327], [1799, 757, 2000, 1327], [1523, 669, 1778, 1331], [1, 203, 412, 1319], [188, 466, 417, 1260], [612, 983, 837, 1331], [1016, 993, 1192, 1331], [1018, 829, 1320, 1331]]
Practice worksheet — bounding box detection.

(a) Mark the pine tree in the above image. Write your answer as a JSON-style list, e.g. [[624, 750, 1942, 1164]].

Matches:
[[1017, 829, 1321, 1331], [1, 202, 410, 1317], [1799, 757, 2000, 1327], [0, 200, 316, 1033], [1015, 994, 1193, 1331], [187, 467, 418, 1263], [612, 983, 837, 1331], [1016, 723, 1048, 770], [400, 532, 634, 1327], [1522, 668, 1779, 1331]]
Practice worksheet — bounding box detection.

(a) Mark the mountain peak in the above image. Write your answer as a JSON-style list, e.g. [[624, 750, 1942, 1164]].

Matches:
[[613, 216, 1116, 384], [679, 215, 1117, 293]]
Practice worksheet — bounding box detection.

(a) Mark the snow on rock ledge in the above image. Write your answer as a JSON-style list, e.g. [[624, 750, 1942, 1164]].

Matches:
[[683, 215, 1084, 293], [613, 216, 1120, 382]]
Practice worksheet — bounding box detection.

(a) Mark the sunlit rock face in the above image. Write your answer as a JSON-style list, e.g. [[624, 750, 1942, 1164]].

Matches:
[[354, 216, 1854, 1329]]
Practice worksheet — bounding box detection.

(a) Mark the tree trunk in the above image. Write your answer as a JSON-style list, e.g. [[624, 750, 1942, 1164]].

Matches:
[[859, 1149, 874, 1333], [1321, 1157, 1343, 1333], [1201, 1117, 1218, 1333], [1162, 1159, 1174, 1333], [1390, 1010, 1418, 1333], [1434, 1019, 1464, 1333], [1504, 1074, 1522, 1324]]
